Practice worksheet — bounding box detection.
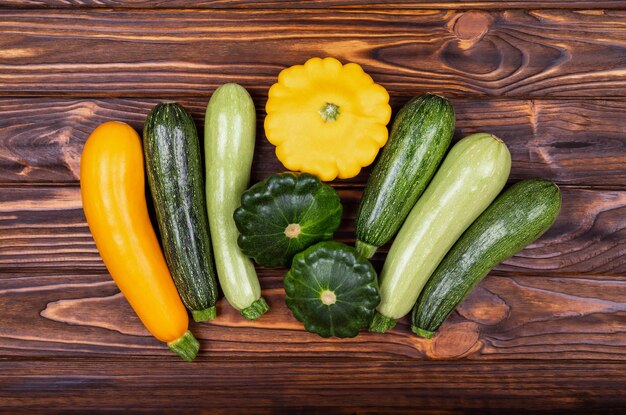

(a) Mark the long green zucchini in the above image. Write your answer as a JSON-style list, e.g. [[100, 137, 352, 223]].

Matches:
[[370, 133, 511, 333], [143, 102, 218, 322], [355, 94, 455, 258], [205, 83, 268, 320], [412, 179, 561, 338]]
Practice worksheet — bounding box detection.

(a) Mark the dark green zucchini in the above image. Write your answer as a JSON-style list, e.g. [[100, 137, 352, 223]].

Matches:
[[355, 94, 455, 258], [411, 179, 561, 338], [143, 102, 218, 322]]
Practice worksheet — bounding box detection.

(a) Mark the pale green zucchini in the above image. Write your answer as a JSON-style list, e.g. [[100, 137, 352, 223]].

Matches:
[[412, 179, 561, 338], [205, 83, 268, 320], [370, 133, 511, 333]]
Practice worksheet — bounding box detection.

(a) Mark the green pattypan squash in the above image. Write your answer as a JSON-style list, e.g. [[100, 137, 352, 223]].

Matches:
[[234, 172, 343, 268], [284, 241, 380, 338]]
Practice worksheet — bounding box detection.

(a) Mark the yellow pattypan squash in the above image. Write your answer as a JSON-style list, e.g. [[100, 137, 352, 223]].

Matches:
[[265, 57, 392, 181]]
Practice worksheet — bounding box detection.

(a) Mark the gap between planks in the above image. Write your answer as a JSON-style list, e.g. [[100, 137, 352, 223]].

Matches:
[[4, 92, 626, 100], [1, 2, 626, 10], [1, 182, 624, 191]]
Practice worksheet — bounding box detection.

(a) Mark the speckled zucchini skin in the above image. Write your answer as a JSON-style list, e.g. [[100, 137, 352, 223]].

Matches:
[[143, 102, 218, 322], [355, 94, 455, 258], [412, 179, 561, 338]]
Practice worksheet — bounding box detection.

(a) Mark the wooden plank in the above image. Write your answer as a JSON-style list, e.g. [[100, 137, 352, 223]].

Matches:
[[1, 10, 625, 98], [2, 0, 626, 9], [1, 270, 625, 360], [0, 186, 624, 274], [1, 360, 625, 413], [1, 98, 624, 186]]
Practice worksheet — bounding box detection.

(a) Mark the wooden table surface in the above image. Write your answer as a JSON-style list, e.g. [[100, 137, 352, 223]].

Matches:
[[1, 1, 625, 413]]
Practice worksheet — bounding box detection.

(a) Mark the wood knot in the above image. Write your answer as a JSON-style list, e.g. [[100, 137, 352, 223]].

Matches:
[[426, 322, 481, 359], [456, 286, 510, 326], [453, 12, 491, 42]]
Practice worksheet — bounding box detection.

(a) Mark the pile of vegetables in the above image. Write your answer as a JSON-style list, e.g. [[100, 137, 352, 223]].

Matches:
[[80, 56, 560, 361]]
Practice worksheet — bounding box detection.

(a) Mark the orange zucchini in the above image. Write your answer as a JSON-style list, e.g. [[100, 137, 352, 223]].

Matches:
[[80, 121, 199, 361]]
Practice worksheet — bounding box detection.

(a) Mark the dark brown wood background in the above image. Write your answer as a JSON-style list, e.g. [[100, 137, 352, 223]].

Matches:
[[1, 1, 625, 413]]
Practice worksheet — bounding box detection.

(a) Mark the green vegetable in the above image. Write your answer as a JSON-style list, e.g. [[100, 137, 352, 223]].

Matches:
[[285, 241, 380, 338], [143, 102, 218, 322], [205, 83, 268, 320], [370, 133, 511, 333], [234, 172, 343, 268], [356, 94, 455, 258], [412, 179, 561, 338]]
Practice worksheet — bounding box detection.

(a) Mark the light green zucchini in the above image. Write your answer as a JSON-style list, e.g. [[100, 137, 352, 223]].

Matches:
[[412, 179, 561, 338], [205, 83, 268, 320], [369, 133, 511, 333]]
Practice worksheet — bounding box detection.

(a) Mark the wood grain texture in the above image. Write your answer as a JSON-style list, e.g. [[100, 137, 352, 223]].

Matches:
[[1, 9, 625, 98], [1, 270, 625, 360], [3, 0, 626, 10], [1, 186, 624, 274], [1, 98, 625, 186], [0, 1, 624, 411], [1, 360, 626, 413]]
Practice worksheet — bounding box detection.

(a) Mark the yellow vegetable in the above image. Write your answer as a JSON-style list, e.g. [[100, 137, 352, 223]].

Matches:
[[265, 57, 392, 181], [80, 121, 199, 361]]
